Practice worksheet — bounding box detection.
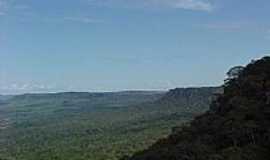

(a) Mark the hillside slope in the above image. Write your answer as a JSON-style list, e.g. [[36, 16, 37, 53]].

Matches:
[[0, 88, 219, 160], [155, 87, 222, 113], [127, 57, 270, 160]]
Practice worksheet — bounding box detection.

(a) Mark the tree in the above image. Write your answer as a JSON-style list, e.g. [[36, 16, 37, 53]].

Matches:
[[226, 66, 244, 80]]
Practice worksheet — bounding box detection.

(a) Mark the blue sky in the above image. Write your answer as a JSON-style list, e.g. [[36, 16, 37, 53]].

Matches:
[[0, 0, 269, 94]]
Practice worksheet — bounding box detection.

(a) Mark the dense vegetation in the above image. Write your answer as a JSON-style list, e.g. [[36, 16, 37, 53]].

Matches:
[[126, 57, 270, 160], [0, 88, 219, 160]]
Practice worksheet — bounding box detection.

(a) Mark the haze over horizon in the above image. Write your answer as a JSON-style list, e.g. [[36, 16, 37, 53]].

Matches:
[[0, 0, 269, 94]]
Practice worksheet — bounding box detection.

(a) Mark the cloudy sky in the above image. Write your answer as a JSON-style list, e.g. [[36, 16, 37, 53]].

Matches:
[[0, 0, 269, 94]]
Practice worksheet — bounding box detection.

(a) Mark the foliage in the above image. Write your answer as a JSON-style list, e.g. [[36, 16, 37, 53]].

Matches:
[[127, 57, 270, 160], [0, 89, 218, 160]]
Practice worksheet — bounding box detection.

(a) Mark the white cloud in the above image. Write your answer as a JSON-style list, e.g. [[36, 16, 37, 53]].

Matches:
[[204, 22, 270, 33], [0, 83, 55, 93], [0, 1, 31, 17], [63, 17, 104, 24], [0, 0, 7, 16], [13, 4, 30, 10], [87, 0, 214, 11], [160, 0, 213, 11]]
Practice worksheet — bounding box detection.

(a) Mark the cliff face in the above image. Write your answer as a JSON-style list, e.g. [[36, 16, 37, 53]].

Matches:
[[158, 87, 222, 111], [126, 57, 270, 160]]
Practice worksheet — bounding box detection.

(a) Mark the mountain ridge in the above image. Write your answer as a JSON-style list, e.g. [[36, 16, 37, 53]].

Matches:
[[125, 57, 270, 160], [0, 86, 220, 160]]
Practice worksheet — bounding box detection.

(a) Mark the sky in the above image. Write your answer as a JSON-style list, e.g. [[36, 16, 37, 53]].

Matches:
[[0, 0, 269, 94]]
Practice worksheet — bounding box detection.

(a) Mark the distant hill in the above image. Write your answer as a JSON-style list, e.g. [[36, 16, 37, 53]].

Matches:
[[126, 57, 270, 160], [0, 95, 13, 102], [133, 87, 221, 123], [10, 91, 165, 105], [4, 91, 164, 112], [156, 87, 222, 112], [0, 88, 219, 160], [0, 95, 13, 106]]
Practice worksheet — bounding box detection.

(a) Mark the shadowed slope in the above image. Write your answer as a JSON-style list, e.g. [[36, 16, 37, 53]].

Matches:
[[127, 57, 270, 160]]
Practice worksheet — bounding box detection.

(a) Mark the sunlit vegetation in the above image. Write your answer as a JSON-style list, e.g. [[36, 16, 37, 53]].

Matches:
[[0, 89, 218, 160]]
